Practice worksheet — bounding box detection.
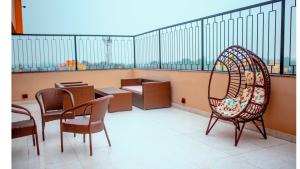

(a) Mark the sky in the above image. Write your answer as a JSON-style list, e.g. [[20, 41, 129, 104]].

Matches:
[[22, 0, 269, 35]]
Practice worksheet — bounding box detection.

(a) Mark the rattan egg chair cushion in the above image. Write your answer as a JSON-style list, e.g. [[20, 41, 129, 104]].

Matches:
[[245, 71, 265, 86], [214, 71, 265, 117]]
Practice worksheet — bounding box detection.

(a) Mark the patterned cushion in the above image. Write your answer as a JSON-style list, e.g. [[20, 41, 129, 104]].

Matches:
[[252, 87, 265, 104], [256, 72, 264, 85], [245, 71, 254, 85], [215, 87, 265, 117], [216, 98, 241, 117], [215, 96, 249, 117], [245, 71, 264, 85]]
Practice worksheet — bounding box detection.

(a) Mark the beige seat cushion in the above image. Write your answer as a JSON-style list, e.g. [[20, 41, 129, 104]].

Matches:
[[122, 85, 143, 95]]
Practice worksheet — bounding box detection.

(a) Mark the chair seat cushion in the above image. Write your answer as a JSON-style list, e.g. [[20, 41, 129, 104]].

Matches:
[[63, 116, 89, 126], [12, 119, 34, 129], [61, 117, 90, 133], [216, 98, 241, 117], [12, 119, 35, 138], [43, 109, 65, 122], [61, 117, 104, 133], [215, 87, 265, 117], [45, 109, 63, 116], [122, 85, 143, 95]]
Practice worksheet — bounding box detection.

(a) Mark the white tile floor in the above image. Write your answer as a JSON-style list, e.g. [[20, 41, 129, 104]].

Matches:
[[12, 102, 296, 169]]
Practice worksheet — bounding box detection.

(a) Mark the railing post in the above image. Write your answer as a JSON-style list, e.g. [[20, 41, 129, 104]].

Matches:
[[201, 19, 204, 70], [158, 30, 162, 69], [74, 35, 78, 71], [133, 37, 136, 68], [279, 0, 286, 74]]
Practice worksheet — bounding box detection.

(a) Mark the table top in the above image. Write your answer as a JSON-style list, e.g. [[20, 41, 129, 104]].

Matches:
[[95, 87, 131, 95]]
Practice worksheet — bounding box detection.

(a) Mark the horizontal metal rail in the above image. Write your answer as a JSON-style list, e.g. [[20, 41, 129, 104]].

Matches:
[[12, 33, 135, 37], [135, 0, 282, 37]]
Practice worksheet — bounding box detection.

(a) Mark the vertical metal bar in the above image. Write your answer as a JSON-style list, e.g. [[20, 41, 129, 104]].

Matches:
[[201, 19, 204, 70], [280, 0, 286, 74], [133, 37, 136, 68], [74, 35, 78, 71], [158, 30, 162, 69]]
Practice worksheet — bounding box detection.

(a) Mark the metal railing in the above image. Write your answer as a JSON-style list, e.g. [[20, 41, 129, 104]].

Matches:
[[134, 0, 296, 74], [12, 0, 296, 75], [12, 35, 134, 72]]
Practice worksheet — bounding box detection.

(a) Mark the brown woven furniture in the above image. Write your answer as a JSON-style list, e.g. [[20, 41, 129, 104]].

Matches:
[[121, 78, 171, 110], [95, 87, 132, 112], [60, 96, 113, 156], [35, 88, 75, 141], [55, 82, 95, 116], [12, 104, 40, 155], [206, 45, 271, 146]]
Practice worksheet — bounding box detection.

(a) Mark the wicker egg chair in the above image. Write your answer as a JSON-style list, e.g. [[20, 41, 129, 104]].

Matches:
[[206, 45, 271, 146]]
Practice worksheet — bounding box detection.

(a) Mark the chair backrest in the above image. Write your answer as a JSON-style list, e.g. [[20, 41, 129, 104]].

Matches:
[[88, 96, 113, 124], [61, 85, 95, 116], [35, 88, 74, 113]]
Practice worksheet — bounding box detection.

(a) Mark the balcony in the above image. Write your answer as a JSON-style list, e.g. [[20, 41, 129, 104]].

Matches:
[[11, 0, 296, 169]]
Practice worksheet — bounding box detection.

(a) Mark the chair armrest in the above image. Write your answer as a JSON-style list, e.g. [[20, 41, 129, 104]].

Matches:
[[55, 81, 84, 88], [12, 104, 32, 116], [208, 97, 223, 101], [12, 108, 34, 119], [62, 83, 89, 87], [208, 97, 222, 107], [60, 81, 83, 84], [143, 81, 171, 108], [12, 105, 36, 126], [143, 81, 171, 95], [60, 101, 89, 121], [121, 78, 142, 87]]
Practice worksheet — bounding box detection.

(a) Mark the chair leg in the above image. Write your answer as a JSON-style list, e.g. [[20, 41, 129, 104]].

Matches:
[[32, 135, 35, 146], [35, 129, 40, 155], [83, 134, 86, 143], [260, 118, 267, 139], [237, 122, 240, 131], [234, 122, 245, 146], [103, 125, 111, 147], [60, 130, 64, 152], [74, 133, 76, 137], [252, 117, 267, 139], [42, 121, 45, 141], [89, 132, 92, 156], [206, 114, 219, 135]]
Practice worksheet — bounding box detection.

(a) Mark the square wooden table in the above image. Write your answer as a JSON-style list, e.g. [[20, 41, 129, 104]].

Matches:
[[95, 87, 132, 113]]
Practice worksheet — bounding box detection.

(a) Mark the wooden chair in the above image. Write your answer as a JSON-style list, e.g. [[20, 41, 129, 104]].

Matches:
[[35, 88, 75, 141], [12, 104, 40, 155], [60, 95, 113, 156], [55, 82, 95, 116]]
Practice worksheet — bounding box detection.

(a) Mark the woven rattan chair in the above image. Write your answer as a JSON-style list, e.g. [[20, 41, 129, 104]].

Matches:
[[12, 104, 40, 155], [206, 45, 271, 146], [60, 95, 113, 156], [35, 88, 75, 141]]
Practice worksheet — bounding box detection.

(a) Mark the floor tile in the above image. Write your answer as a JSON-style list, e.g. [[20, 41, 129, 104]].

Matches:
[[11, 102, 296, 169]]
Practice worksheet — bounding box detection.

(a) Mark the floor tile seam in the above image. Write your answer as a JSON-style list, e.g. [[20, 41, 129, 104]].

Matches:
[[208, 154, 265, 169], [67, 136, 85, 169], [26, 137, 30, 169], [227, 144, 294, 167]]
